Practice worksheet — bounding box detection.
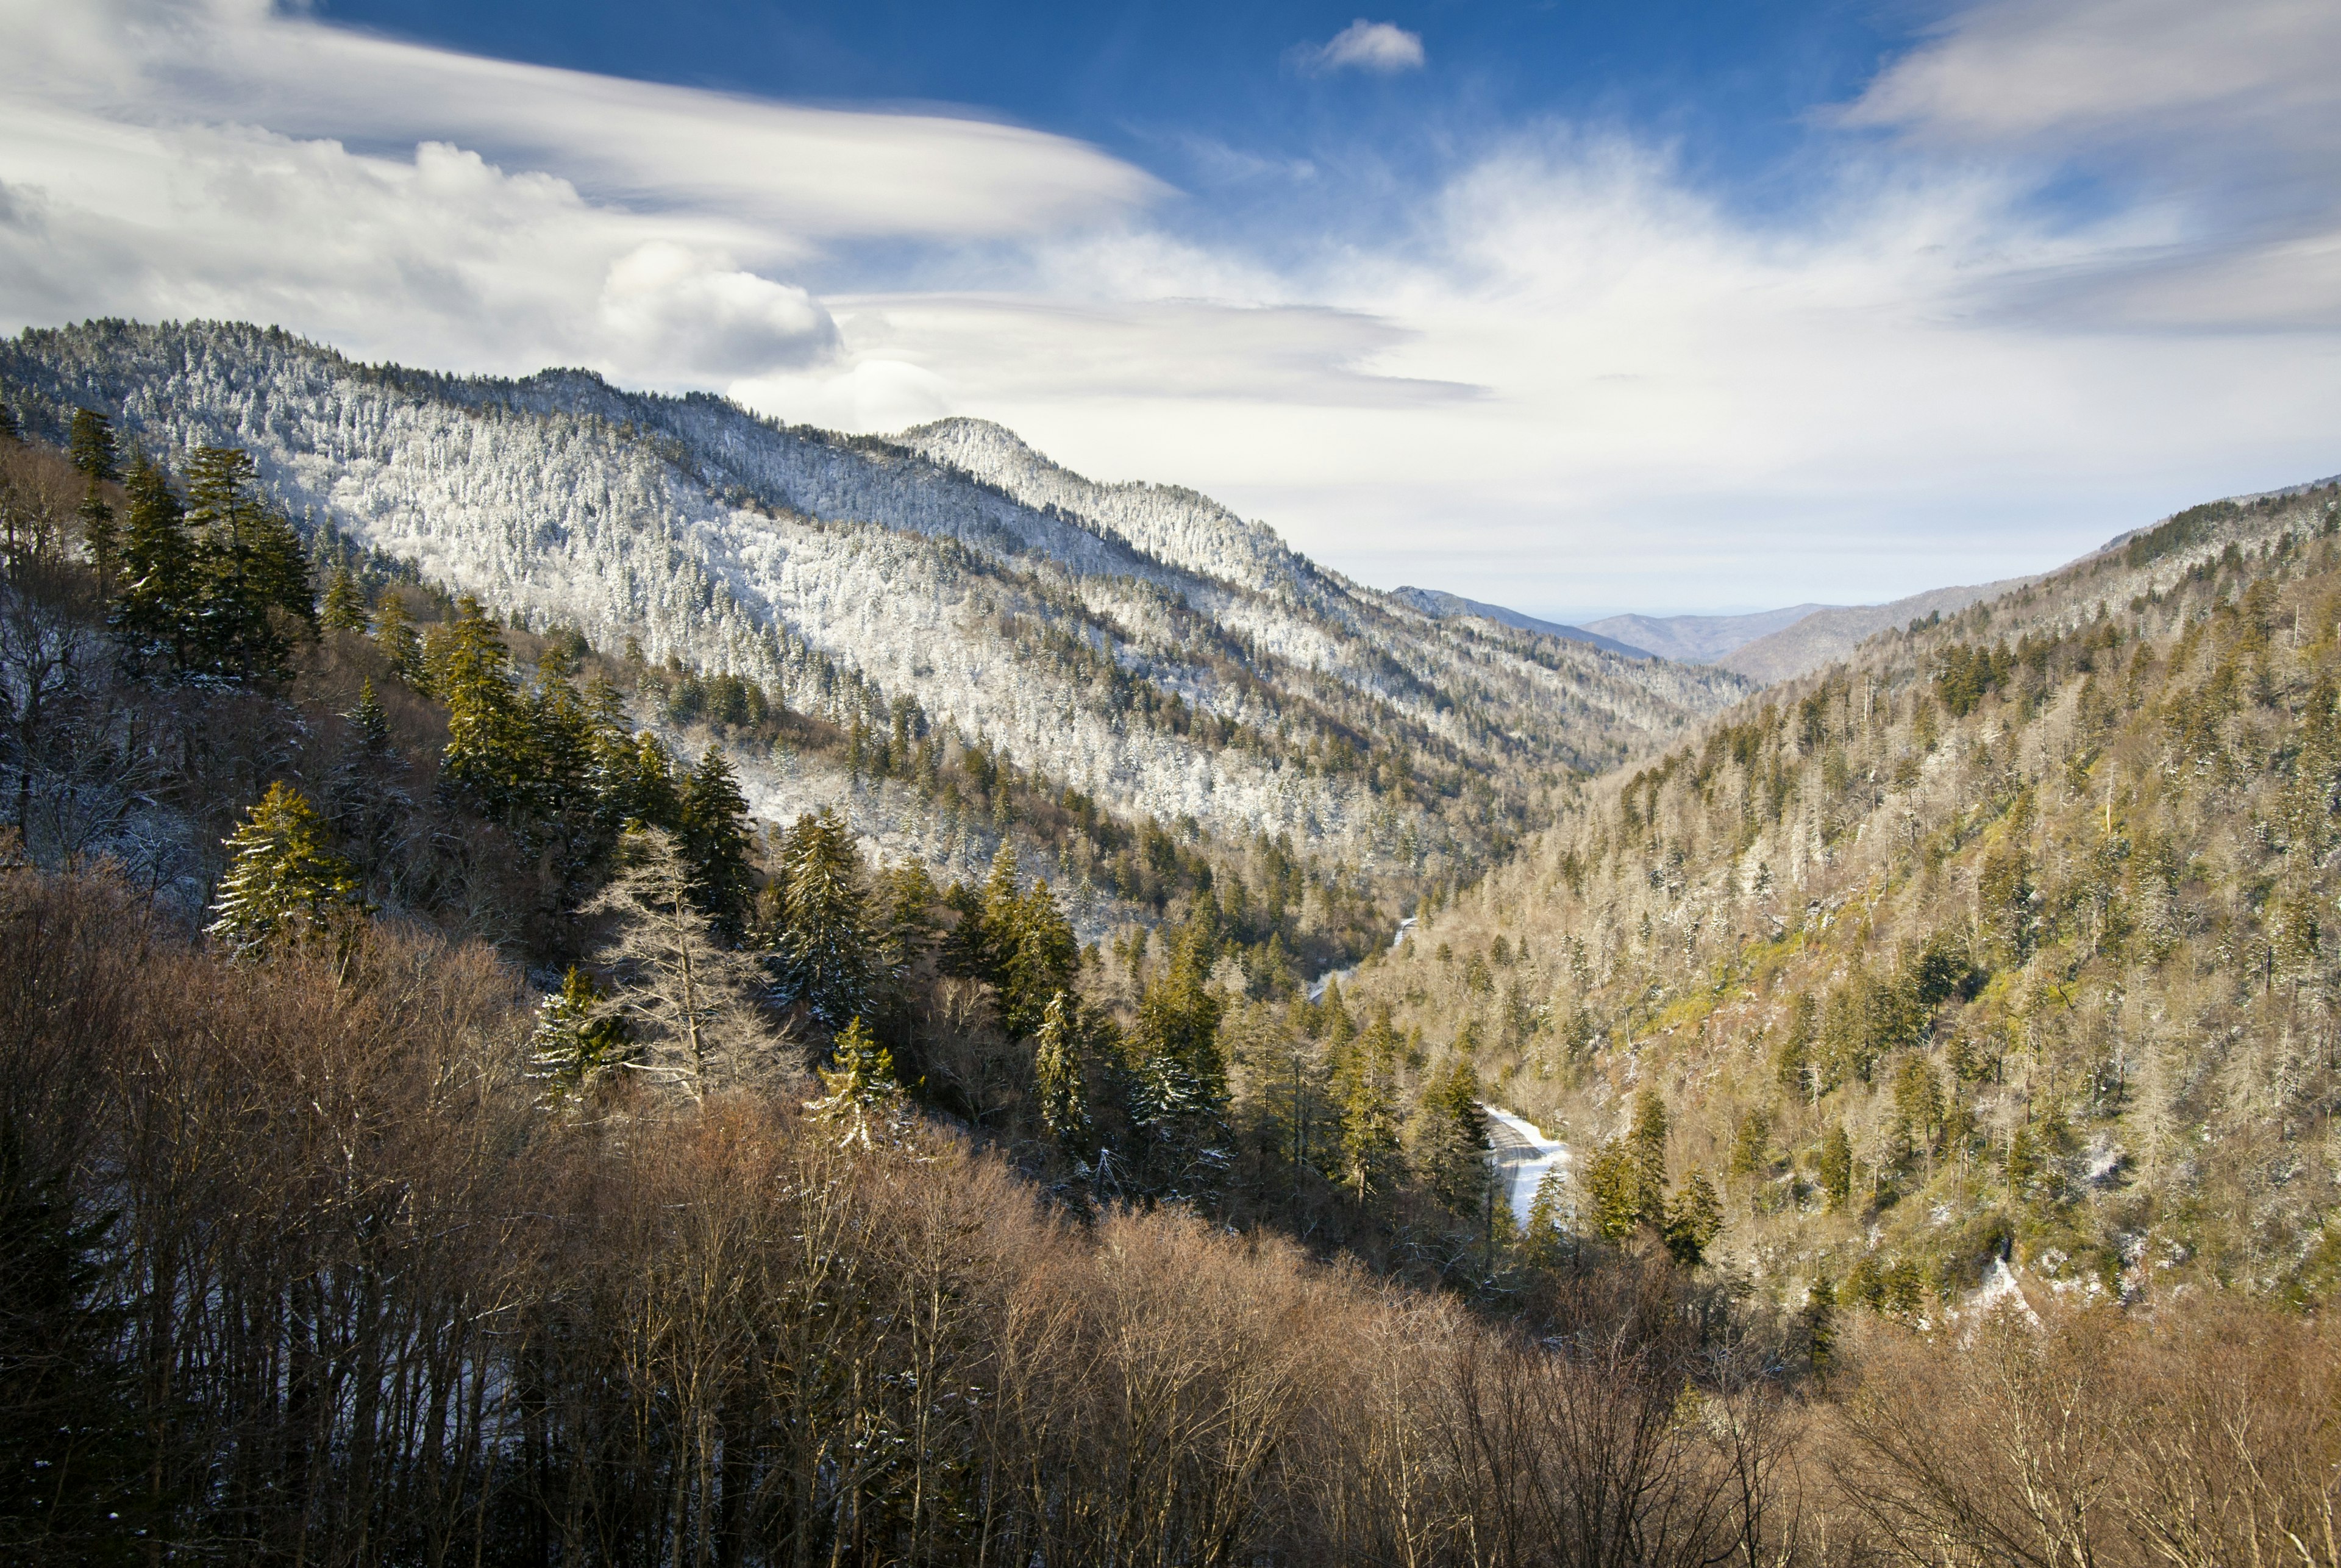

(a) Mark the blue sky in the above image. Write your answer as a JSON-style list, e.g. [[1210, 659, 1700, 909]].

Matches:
[[1, 1, 2337, 620]]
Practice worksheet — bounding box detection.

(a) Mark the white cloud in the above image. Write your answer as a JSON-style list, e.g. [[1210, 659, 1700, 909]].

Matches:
[[1300, 20, 1427, 76], [0, 0, 1157, 385], [0, 0, 2336, 619]]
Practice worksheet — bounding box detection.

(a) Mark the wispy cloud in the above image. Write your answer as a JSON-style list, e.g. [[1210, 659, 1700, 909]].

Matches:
[[1297, 20, 1427, 77], [0, 0, 2334, 619]]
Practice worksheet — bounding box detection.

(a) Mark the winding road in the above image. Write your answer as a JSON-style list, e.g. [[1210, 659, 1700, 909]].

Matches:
[[1483, 1105, 1569, 1225]]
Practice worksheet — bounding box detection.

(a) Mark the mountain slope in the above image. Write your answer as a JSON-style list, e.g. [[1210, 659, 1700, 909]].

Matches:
[[1585, 605, 1831, 665], [1386, 586, 1653, 658], [1719, 576, 2036, 683], [0, 319, 1750, 893], [1336, 476, 2341, 1310]]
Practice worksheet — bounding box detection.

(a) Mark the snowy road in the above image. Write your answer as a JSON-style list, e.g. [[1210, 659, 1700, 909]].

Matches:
[[1483, 1106, 1568, 1225]]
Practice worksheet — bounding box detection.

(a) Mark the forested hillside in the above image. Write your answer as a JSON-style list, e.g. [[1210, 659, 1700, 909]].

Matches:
[[1338, 477, 2341, 1313], [1, 363, 2338, 1568], [0, 319, 1747, 917]]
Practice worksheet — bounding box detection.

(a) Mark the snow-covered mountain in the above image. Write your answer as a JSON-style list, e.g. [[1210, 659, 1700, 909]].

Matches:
[[0, 319, 1751, 872]]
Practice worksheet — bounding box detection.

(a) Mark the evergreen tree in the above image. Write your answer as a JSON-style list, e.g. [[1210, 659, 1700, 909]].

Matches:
[[1130, 924, 1225, 1114], [320, 566, 368, 631], [66, 415, 121, 581], [527, 966, 636, 1100], [1032, 989, 1091, 1158], [436, 597, 532, 821], [0, 1122, 144, 1558], [679, 745, 754, 938], [808, 1016, 900, 1146], [1413, 1057, 1490, 1213], [875, 859, 943, 974], [181, 445, 308, 674], [110, 453, 196, 669], [1000, 879, 1078, 1036], [1818, 1123, 1855, 1209], [0, 401, 16, 442], [1333, 1010, 1403, 1203], [1661, 1171, 1723, 1267], [1583, 1139, 1644, 1243], [66, 410, 116, 482], [206, 782, 365, 955], [772, 807, 877, 1028], [1523, 1164, 1571, 1269], [371, 588, 422, 684], [348, 678, 392, 754], [1629, 1088, 1670, 1213]]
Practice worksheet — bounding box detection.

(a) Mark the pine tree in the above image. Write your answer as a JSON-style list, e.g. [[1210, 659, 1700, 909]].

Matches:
[[436, 597, 531, 820], [1583, 1139, 1644, 1243], [679, 745, 754, 937], [1661, 1171, 1723, 1267], [1032, 989, 1091, 1158], [320, 566, 368, 632], [110, 452, 196, 669], [1414, 1057, 1491, 1213], [1818, 1123, 1855, 1209], [348, 678, 392, 754], [1334, 1010, 1403, 1203], [582, 825, 771, 1100], [807, 1016, 900, 1146], [206, 782, 365, 956], [371, 588, 422, 685], [66, 409, 116, 483], [528, 966, 636, 1100], [772, 807, 877, 1028], [1000, 879, 1078, 1036]]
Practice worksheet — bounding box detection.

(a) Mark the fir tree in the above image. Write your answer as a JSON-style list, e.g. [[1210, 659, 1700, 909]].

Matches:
[[1334, 1010, 1404, 1203], [348, 678, 392, 755], [1661, 1171, 1723, 1267], [371, 588, 422, 685], [110, 453, 195, 669], [436, 597, 532, 821], [181, 445, 309, 674], [206, 782, 365, 956], [772, 807, 877, 1028], [807, 1016, 900, 1147], [528, 966, 636, 1101], [1000, 879, 1078, 1037], [1629, 1088, 1670, 1213], [1818, 1124, 1855, 1210], [1413, 1057, 1491, 1213], [1032, 989, 1091, 1158], [320, 566, 368, 632], [1523, 1164, 1571, 1269], [66, 409, 116, 484], [1583, 1139, 1644, 1243], [679, 745, 754, 938]]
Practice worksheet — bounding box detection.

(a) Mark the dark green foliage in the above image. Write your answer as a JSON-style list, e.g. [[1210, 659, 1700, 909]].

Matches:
[[0, 1123, 142, 1563], [1817, 1124, 1854, 1210], [320, 565, 368, 631], [528, 965, 636, 1099], [65, 409, 116, 483], [771, 807, 878, 1030], [107, 444, 312, 677], [1032, 989, 1091, 1159], [679, 746, 754, 938], [1661, 1170, 1723, 1266], [1413, 1056, 1489, 1213]]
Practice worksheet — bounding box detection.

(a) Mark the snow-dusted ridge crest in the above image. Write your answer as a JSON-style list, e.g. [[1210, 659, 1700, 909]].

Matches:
[[0, 319, 1753, 862]]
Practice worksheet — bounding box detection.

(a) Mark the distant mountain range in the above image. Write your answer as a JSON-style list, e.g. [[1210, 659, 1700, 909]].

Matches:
[[1581, 605, 1829, 665], [1386, 587, 1652, 658], [0, 319, 1750, 894]]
